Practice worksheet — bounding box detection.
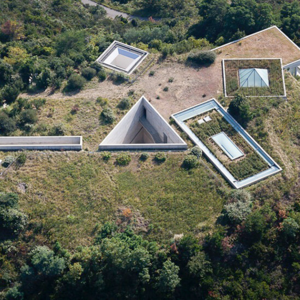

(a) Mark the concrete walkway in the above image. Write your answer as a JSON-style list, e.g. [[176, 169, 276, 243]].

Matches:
[[81, 0, 148, 20]]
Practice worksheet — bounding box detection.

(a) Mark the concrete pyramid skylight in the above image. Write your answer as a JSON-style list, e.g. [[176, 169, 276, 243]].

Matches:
[[99, 96, 187, 151], [239, 68, 269, 87], [96, 41, 148, 75]]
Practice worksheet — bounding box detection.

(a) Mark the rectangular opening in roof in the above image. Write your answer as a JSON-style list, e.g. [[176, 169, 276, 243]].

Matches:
[[212, 132, 244, 160]]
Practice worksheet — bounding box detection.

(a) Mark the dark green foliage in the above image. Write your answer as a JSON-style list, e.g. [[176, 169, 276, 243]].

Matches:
[[154, 152, 167, 163], [117, 97, 131, 110], [97, 69, 107, 81], [282, 217, 299, 240], [66, 74, 86, 91], [49, 124, 65, 136], [2, 156, 15, 168], [96, 97, 108, 107], [100, 108, 115, 124], [1, 83, 21, 104], [0, 111, 16, 135], [101, 151, 111, 161], [19, 109, 38, 126], [0, 60, 13, 87], [116, 153, 131, 166], [81, 67, 96, 80], [140, 152, 149, 161], [5, 285, 24, 300], [163, 86, 169, 92], [281, 1, 300, 44], [55, 31, 86, 56], [16, 153, 27, 166], [36, 68, 53, 90], [187, 50, 216, 65], [182, 155, 199, 170], [0, 193, 19, 208], [0, 208, 28, 234], [228, 94, 252, 127], [190, 146, 202, 158]]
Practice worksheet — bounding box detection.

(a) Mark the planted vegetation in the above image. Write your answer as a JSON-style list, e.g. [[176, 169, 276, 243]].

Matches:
[[224, 59, 285, 96], [188, 110, 269, 180]]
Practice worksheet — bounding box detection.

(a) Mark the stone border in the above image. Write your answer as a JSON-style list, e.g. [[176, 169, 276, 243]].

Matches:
[[0, 136, 82, 151], [222, 58, 286, 98], [96, 40, 148, 75], [172, 99, 282, 189]]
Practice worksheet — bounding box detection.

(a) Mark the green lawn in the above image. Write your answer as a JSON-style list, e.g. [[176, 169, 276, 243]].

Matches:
[[0, 152, 224, 248]]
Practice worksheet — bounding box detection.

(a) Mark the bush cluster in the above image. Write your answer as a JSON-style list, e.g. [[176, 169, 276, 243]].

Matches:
[[116, 153, 131, 166], [187, 50, 216, 65]]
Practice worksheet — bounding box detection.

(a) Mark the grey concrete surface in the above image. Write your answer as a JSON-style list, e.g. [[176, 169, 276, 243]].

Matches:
[[0, 136, 82, 151], [81, 0, 148, 20]]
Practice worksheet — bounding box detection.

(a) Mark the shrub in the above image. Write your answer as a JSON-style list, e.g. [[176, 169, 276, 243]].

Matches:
[[168, 77, 174, 83], [16, 153, 26, 166], [0, 208, 28, 233], [96, 97, 108, 107], [110, 72, 129, 84], [140, 152, 149, 161], [100, 108, 115, 124], [101, 151, 111, 161], [81, 67, 96, 80], [163, 87, 169, 92], [228, 190, 251, 203], [190, 146, 202, 158], [32, 98, 46, 110], [228, 94, 252, 127], [2, 156, 15, 168], [116, 153, 131, 166], [282, 217, 300, 239], [1, 83, 20, 104], [71, 104, 79, 114], [187, 50, 216, 65], [117, 98, 131, 110], [149, 71, 155, 76], [0, 111, 16, 135], [223, 200, 252, 225], [49, 124, 65, 136], [155, 152, 166, 163], [66, 74, 86, 91], [0, 193, 19, 208], [97, 70, 107, 81], [19, 109, 38, 125], [182, 155, 199, 170], [5, 285, 24, 300]]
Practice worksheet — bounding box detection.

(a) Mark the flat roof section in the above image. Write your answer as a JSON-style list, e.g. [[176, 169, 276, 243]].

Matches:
[[172, 99, 282, 189], [212, 132, 244, 160], [96, 41, 148, 75]]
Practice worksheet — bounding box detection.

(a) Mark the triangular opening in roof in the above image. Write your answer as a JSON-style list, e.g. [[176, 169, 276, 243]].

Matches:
[[99, 96, 187, 150], [239, 68, 269, 87]]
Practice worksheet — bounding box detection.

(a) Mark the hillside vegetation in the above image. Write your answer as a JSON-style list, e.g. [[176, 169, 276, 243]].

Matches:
[[1, 0, 300, 299]]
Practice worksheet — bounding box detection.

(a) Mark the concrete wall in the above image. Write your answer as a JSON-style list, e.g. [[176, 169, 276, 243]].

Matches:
[[99, 96, 187, 151], [284, 59, 300, 76], [0, 136, 82, 151], [143, 99, 183, 144]]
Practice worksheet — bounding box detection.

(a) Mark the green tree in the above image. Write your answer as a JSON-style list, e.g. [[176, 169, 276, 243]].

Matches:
[[66, 74, 86, 91], [228, 94, 252, 127], [0, 112, 16, 135], [55, 30, 86, 56], [282, 217, 300, 240], [281, 1, 300, 44], [156, 259, 180, 296]]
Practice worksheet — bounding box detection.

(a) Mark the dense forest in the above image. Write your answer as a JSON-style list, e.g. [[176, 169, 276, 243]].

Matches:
[[1, 0, 300, 299]]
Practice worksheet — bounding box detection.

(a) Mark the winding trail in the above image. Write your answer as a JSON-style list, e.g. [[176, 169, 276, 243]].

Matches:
[[81, 0, 148, 20]]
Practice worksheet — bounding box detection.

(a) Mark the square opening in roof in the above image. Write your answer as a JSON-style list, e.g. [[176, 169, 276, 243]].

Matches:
[[103, 48, 141, 71], [96, 41, 148, 75]]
